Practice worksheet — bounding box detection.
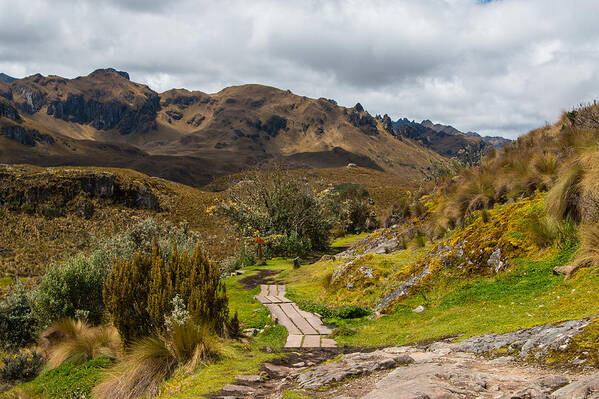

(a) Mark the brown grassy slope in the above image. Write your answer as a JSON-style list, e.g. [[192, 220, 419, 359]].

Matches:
[[0, 164, 233, 279]]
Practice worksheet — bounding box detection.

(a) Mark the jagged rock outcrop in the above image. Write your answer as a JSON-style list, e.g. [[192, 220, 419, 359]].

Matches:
[[1, 126, 54, 146], [47, 93, 160, 134], [0, 167, 161, 211], [0, 99, 21, 121]]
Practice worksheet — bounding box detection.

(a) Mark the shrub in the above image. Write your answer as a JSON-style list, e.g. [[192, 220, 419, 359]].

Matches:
[[263, 231, 312, 258], [103, 242, 229, 345], [0, 283, 37, 350], [215, 168, 332, 253], [33, 253, 107, 328], [43, 319, 120, 369], [0, 350, 44, 383], [295, 300, 371, 319], [220, 245, 256, 275]]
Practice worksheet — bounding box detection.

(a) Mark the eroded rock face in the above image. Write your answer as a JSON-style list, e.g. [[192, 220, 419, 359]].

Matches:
[[46, 93, 160, 134], [435, 317, 595, 360], [0, 99, 21, 121], [1, 126, 54, 146], [0, 169, 161, 211]]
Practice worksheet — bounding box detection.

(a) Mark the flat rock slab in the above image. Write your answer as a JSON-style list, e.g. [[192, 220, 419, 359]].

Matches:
[[256, 284, 337, 348]]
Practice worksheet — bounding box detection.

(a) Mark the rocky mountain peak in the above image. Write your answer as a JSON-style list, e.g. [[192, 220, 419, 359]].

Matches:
[[0, 73, 16, 83], [89, 68, 130, 80]]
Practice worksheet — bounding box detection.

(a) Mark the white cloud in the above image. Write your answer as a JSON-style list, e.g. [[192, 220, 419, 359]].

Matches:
[[1, 0, 599, 138]]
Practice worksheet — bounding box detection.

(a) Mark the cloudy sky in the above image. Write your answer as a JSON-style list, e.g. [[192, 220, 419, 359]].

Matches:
[[1, 0, 599, 138]]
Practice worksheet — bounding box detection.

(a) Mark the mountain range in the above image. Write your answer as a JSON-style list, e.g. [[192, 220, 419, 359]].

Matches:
[[0, 68, 510, 187]]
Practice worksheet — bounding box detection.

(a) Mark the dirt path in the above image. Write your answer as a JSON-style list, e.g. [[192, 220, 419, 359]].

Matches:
[[255, 284, 337, 348]]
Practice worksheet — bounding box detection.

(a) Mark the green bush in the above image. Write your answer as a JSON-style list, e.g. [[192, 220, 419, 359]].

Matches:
[[0, 350, 44, 382], [103, 242, 229, 345], [220, 245, 255, 274], [264, 231, 312, 258], [0, 283, 37, 349], [295, 300, 371, 320], [33, 253, 107, 328], [215, 168, 332, 254], [329, 183, 379, 234]]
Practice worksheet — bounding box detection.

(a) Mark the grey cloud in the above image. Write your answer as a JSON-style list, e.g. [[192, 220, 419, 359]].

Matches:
[[1, 0, 599, 139]]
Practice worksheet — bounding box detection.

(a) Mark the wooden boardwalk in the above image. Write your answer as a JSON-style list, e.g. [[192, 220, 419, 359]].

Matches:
[[255, 284, 337, 348]]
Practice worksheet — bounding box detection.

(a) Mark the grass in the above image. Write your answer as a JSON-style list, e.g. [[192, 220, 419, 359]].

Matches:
[[158, 327, 286, 398], [331, 232, 371, 249], [324, 246, 599, 347], [1, 357, 111, 399]]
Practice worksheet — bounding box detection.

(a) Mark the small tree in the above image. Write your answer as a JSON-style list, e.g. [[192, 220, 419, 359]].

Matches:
[[104, 242, 229, 345], [215, 168, 332, 253]]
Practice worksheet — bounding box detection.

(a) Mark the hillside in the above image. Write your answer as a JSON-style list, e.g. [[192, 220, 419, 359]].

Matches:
[[0, 69, 447, 187], [392, 117, 512, 161]]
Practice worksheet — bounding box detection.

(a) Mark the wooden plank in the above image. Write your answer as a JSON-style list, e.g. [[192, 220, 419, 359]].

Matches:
[[280, 303, 319, 335], [296, 306, 333, 335], [285, 334, 303, 348], [254, 295, 271, 304], [265, 304, 301, 335], [302, 335, 321, 348], [265, 295, 281, 303], [260, 285, 269, 296]]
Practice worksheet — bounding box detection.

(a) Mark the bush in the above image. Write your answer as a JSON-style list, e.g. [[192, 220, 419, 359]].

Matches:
[[0, 350, 44, 383], [220, 245, 255, 274], [43, 319, 120, 369], [0, 283, 37, 350], [295, 300, 371, 319], [103, 242, 229, 345], [547, 167, 584, 222], [263, 231, 312, 258], [33, 253, 107, 328], [215, 168, 332, 253], [330, 184, 379, 234]]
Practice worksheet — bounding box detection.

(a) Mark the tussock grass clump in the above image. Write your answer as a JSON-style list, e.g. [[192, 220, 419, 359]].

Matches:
[[524, 214, 557, 248], [546, 166, 584, 222], [43, 318, 120, 369], [93, 322, 224, 399], [569, 224, 599, 274]]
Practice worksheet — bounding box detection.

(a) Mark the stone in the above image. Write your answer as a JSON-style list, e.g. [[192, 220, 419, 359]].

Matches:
[[412, 305, 425, 313], [359, 266, 374, 278], [550, 372, 599, 398], [487, 247, 504, 273], [222, 384, 255, 394], [234, 375, 262, 384], [263, 363, 294, 378], [320, 254, 335, 261], [242, 328, 259, 337], [488, 356, 515, 364]]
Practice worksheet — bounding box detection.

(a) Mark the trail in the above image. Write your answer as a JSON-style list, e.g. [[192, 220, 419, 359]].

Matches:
[[255, 284, 337, 348]]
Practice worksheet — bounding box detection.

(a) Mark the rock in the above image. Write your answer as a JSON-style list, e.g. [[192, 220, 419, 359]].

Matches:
[[412, 305, 425, 313], [488, 356, 515, 364], [2, 125, 54, 146], [296, 350, 413, 390], [359, 266, 374, 278], [263, 363, 294, 378], [221, 384, 256, 394], [346, 282, 354, 289], [347, 163, 357, 168], [292, 362, 306, 368], [376, 265, 430, 312], [444, 316, 595, 360], [550, 372, 599, 398], [234, 375, 262, 384], [242, 328, 259, 337], [320, 254, 335, 261], [487, 247, 504, 273]]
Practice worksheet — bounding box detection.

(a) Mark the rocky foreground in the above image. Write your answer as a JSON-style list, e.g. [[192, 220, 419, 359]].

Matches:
[[213, 316, 599, 399]]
